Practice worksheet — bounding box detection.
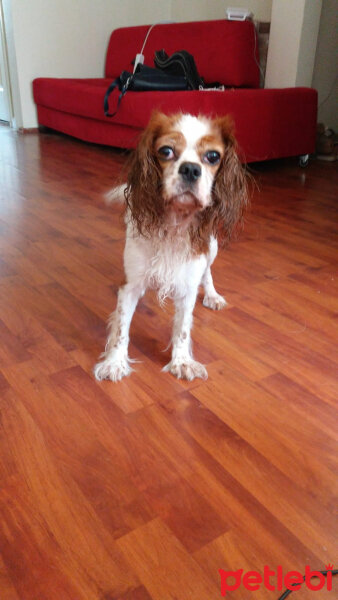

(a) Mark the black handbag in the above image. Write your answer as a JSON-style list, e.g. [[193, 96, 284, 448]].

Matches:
[[154, 49, 204, 90], [104, 64, 188, 117]]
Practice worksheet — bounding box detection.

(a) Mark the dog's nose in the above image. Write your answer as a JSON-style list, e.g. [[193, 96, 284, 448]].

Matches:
[[178, 162, 201, 183]]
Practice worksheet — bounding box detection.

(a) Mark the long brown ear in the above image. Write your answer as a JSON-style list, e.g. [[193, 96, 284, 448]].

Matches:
[[211, 116, 249, 242], [125, 111, 170, 237]]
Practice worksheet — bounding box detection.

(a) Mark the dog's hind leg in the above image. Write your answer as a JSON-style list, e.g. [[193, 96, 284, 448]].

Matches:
[[202, 236, 227, 310]]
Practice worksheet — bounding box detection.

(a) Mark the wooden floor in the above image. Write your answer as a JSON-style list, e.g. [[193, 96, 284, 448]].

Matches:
[[0, 125, 337, 600]]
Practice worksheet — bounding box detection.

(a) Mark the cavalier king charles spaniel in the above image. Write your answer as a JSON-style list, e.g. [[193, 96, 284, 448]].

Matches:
[[94, 112, 248, 382]]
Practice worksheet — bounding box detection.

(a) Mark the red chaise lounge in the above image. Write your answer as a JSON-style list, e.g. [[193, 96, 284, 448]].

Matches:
[[33, 19, 317, 163]]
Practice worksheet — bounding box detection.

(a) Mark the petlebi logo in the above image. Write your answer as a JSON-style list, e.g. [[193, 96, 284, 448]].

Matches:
[[219, 564, 334, 596]]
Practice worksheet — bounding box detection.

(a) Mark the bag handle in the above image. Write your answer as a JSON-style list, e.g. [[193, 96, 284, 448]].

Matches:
[[104, 74, 132, 117]]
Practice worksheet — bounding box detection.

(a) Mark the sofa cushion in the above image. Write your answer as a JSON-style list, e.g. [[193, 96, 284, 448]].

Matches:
[[109, 87, 317, 162], [105, 20, 260, 88], [33, 76, 317, 162]]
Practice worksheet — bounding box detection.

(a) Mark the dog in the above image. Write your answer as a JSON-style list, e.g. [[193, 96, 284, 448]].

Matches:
[[94, 112, 248, 382]]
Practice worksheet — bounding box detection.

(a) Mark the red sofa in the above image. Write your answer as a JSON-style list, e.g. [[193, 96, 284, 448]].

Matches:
[[33, 20, 317, 163]]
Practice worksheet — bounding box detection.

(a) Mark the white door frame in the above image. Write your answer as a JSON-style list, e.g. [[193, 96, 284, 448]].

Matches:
[[0, 0, 13, 124]]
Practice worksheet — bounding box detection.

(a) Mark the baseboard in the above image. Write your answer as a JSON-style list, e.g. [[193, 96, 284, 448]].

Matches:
[[17, 127, 39, 134]]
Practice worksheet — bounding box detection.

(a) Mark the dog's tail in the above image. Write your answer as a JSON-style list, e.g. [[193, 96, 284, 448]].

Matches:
[[104, 184, 127, 205]]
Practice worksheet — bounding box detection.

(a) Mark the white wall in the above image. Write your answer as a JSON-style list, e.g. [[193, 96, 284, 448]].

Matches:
[[295, 0, 322, 86], [4, 0, 170, 128], [171, 0, 272, 22], [2, 0, 22, 126], [265, 0, 322, 88], [0, 1, 12, 121], [312, 0, 338, 130]]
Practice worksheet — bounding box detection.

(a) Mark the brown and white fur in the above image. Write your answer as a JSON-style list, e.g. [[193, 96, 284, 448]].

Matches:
[[94, 112, 248, 382]]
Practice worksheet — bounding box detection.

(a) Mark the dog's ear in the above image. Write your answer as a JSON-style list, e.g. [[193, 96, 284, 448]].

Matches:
[[126, 111, 170, 236], [211, 116, 249, 241]]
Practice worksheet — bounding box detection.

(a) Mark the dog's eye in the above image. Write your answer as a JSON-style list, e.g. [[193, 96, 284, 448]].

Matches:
[[158, 146, 174, 160], [204, 150, 221, 165]]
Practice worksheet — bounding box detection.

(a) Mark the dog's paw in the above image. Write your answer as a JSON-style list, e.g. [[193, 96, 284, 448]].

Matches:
[[203, 293, 227, 311], [93, 356, 132, 382], [163, 359, 208, 381]]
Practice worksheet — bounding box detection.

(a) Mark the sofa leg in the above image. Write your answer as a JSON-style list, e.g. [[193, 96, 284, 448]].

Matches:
[[38, 124, 52, 133], [299, 154, 310, 167]]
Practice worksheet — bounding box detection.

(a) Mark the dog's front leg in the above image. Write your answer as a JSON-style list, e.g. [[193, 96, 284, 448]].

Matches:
[[163, 286, 208, 381], [94, 283, 142, 382]]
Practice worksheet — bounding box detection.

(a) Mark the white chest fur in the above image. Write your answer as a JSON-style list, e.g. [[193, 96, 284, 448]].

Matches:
[[124, 222, 208, 303]]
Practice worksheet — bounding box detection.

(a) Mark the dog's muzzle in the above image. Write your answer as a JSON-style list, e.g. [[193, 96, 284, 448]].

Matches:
[[178, 162, 202, 184], [170, 192, 203, 214]]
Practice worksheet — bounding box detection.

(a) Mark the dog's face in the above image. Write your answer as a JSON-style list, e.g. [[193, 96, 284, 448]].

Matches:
[[154, 114, 224, 216], [126, 111, 248, 243]]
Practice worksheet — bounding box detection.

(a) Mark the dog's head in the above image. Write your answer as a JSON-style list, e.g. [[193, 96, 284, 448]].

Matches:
[[126, 112, 248, 244]]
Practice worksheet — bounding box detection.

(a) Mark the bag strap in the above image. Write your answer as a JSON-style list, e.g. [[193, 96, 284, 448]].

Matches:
[[104, 74, 133, 117]]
